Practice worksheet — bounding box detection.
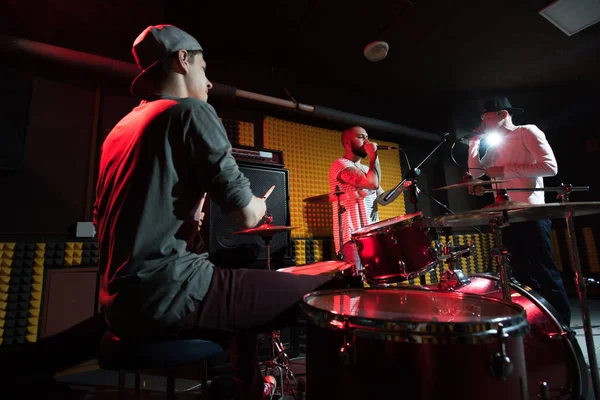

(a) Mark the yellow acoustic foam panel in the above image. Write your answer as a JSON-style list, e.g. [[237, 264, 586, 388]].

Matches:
[[239, 121, 254, 147]]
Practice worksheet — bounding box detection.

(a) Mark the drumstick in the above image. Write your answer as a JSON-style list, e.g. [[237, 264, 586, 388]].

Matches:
[[195, 193, 207, 222], [262, 185, 275, 200]]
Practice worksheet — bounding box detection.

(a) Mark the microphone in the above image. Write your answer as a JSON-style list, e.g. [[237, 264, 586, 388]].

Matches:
[[377, 146, 399, 150]]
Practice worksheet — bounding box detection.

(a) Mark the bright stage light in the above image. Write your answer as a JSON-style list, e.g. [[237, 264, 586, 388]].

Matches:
[[484, 132, 502, 147]]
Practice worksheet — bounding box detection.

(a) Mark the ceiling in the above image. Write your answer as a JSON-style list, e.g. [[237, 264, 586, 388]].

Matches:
[[2, 0, 600, 127]]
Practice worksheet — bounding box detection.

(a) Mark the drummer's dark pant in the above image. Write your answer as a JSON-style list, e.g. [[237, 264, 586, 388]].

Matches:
[[0, 267, 334, 400], [502, 219, 571, 326], [172, 267, 333, 400]]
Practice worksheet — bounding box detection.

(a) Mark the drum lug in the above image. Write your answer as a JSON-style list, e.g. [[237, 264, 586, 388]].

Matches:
[[398, 261, 407, 276], [547, 331, 569, 340], [339, 324, 355, 366], [390, 234, 397, 244], [487, 323, 514, 380]]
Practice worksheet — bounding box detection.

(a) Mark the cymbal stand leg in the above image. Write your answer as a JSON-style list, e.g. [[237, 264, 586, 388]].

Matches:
[[560, 197, 600, 399], [264, 237, 272, 271], [335, 185, 346, 261], [260, 330, 297, 398], [490, 216, 512, 302]]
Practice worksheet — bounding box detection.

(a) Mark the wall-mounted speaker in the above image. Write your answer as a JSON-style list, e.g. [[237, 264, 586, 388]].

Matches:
[[207, 164, 292, 269]]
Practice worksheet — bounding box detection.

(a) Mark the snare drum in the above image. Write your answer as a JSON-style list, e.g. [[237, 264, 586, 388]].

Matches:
[[352, 212, 440, 285], [277, 260, 355, 278], [301, 287, 530, 400]]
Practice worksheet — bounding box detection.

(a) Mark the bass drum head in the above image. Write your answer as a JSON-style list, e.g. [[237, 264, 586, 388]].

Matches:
[[441, 273, 589, 400]]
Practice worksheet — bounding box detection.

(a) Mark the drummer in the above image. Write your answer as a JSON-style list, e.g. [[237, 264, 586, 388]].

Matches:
[[328, 126, 409, 270], [467, 96, 571, 326]]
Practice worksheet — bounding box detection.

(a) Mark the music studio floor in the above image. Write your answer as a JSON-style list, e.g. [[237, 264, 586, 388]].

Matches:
[[40, 297, 600, 399]]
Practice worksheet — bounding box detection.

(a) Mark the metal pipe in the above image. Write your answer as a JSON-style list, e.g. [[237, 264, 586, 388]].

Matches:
[[0, 33, 441, 141]]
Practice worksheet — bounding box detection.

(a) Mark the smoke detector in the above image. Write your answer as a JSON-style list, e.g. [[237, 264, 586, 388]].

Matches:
[[364, 41, 389, 62]]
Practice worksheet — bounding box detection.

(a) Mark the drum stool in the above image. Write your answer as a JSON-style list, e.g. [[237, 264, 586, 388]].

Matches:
[[97, 330, 224, 399]]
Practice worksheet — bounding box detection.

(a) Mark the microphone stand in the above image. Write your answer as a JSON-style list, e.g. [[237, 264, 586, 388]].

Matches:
[[383, 133, 450, 209]]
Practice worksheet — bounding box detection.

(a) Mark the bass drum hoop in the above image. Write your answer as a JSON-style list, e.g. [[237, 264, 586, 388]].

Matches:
[[470, 273, 589, 400]]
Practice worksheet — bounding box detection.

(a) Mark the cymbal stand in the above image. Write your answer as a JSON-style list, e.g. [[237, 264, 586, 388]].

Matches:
[[261, 214, 274, 271], [334, 185, 346, 261], [494, 183, 600, 399], [489, 214, 513, 302], [256, 215, 297, 397], [555, 184, 600, 400]]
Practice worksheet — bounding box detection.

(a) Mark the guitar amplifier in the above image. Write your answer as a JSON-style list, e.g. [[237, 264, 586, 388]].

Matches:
[[231, 145, 284, 168]]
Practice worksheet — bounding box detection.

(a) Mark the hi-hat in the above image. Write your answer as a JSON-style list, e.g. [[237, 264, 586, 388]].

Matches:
[[427, 201, 600, 228], [434, 179, 506, 191], [233, 224, 297, 236]]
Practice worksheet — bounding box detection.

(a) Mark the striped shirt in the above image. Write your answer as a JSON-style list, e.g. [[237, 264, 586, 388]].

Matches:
[[329, 158, 378, 251]]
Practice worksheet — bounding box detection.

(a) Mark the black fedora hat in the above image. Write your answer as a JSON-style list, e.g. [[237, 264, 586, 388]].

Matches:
[[480, 96, 524, 116]]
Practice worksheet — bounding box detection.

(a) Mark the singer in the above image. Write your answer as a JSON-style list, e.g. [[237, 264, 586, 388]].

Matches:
[[467, 96, 570, 326], [328, 126, 408, 269]]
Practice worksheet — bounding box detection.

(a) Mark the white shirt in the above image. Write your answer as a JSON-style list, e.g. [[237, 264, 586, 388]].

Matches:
[[329, 158, 378, 250], [468, 124, 558, 205]]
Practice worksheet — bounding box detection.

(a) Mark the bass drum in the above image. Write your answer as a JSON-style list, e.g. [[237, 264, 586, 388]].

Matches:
[[426, 273, 589, 400]]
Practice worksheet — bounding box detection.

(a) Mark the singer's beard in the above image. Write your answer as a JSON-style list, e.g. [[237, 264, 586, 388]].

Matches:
[[352, 144, 368, 158]]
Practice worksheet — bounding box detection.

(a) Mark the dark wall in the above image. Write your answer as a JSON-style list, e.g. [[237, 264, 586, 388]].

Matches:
[[0, 70, 96, 234]]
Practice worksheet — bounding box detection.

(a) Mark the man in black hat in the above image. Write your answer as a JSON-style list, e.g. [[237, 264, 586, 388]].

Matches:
[[467, 96, 571, 326]]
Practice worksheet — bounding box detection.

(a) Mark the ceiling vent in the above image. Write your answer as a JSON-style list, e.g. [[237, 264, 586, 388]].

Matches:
[[539, 0, 600, 36]]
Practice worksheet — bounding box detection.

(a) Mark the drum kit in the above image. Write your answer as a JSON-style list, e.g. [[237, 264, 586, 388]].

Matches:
[[234, 176, 600, 399]]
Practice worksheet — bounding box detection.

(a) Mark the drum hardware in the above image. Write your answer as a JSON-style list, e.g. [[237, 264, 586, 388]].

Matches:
[[584, 277, 600, 286], [234, 217, 298, 396], [540, 382, 550, 400], [334, 185, 346, 261], [433, 176, 507, 191], [429, 184, 600, 399], [338, 321, 354, 367], [488, 213, 513, 303], [233, 214, 297, 272], [554, 185, 600, 400], [487, 323, 514, 380], [436, 242, 474, 290]]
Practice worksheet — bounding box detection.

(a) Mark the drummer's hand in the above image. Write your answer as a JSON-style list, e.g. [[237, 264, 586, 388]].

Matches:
[[197, 212, 205, 231], [486, 166, 505, 179], [363, 142, 378, 158]]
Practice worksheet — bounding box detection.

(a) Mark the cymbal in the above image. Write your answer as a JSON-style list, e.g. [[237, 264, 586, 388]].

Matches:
[[303, 191, 345, 204], [233, 224, 297, 236], [434, 179, 507, 191], [427, 201, 600, 228]]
